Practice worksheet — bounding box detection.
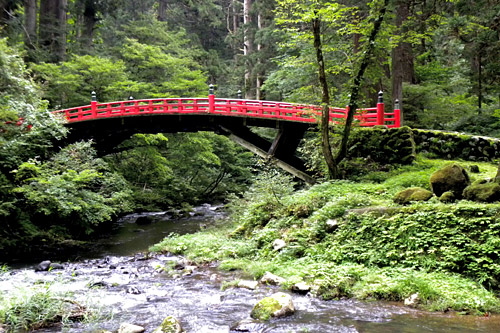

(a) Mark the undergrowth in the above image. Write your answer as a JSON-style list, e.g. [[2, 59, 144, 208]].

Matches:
[[150, 157, 500, 314]]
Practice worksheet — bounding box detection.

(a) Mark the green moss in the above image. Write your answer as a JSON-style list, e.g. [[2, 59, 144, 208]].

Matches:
[[429, 164, 470, 198], [250, 297, 281, 321], [463, 182, 500, 203], [154, 316, 183, 333], [394, 187, 433, 204], [439, 191, 455, 203]]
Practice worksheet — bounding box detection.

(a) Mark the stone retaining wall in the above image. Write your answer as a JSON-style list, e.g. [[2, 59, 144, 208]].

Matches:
[[412, 129, 500, 162], [347, 126, 416, 164], [347, 127, 500, 164]]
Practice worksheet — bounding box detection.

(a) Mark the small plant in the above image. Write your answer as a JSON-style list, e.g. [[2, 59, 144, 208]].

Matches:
[[0, 283, 86, 331]]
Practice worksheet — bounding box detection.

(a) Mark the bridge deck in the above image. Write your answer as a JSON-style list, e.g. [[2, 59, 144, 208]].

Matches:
[[52, 97, 401, 128]]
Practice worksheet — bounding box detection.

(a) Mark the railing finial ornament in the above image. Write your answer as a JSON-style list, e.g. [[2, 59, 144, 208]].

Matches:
[[378, 90, 383, 104], [237, 90, 242, 99], [91, 91, 97, 102], [394, 99, 400, 110], [209, 84, 214, 96]]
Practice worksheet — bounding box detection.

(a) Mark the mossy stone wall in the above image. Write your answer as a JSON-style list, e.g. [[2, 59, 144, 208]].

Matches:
[[347, 126, 416, 164], [412, 129, 500, 162]]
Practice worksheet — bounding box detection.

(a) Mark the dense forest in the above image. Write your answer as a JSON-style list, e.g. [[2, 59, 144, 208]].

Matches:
[[0, 0, 499, 255]]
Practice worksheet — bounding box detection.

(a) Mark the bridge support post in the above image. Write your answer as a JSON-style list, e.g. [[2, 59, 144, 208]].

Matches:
[[394, 99, 401, 127], [208, 84, 215, 113], [377, 91, 384, 125], [91, 91, 97, 117], [219, 124, 315, 184]]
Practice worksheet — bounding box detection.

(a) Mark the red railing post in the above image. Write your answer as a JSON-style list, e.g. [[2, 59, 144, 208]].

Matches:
[[208, 84, 215, 113], [394, 98, 401, 128], [91, 91, 97, 118], [376, 90, 384, 125]]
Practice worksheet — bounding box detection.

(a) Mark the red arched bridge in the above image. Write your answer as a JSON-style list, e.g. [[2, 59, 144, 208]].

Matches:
[[53, 90, 400, 184]]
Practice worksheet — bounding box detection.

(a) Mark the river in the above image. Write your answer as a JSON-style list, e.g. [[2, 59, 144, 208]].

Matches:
[[1, 204, 499, 332]]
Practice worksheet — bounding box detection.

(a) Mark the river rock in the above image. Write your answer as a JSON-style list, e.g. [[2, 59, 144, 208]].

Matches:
[[152, 316, 183, 333], [49, 263, 64, 270], [250, 292, 295, 321], [404, 293, 420, 307], [135, 215, 155, 225], [185, 265, 197, 272], [35, 260, 51, 271], [260, 272, 286, 286], [291, 282, 311, 294], [126, 286, 141, 294], [118, 323, 145, 333], [238, 280, 259, 290], [230, 318, 265, 332], [272, 239, 286, 251]]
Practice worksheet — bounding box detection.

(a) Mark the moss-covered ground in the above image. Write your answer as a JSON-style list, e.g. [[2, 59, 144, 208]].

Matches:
[[150, 156, 500, 314]]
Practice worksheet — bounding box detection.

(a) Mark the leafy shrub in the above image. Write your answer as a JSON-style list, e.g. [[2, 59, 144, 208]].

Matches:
[[13, 141, 133, 235]]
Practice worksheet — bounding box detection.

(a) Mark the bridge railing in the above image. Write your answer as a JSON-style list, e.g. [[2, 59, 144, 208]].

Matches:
[[52, 91, 400, 128]]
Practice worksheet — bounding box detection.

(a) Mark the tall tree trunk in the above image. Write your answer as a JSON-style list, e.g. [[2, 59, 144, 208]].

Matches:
[[39, 0, 67, 62], [477, 53, 482, 114], [23, 0, 37, 60], [256, 11, 263, 100], [335, 0, 389, 174], [57, 0, 67, 61], [312, 16, 337, 179], [243, 0, 254, 99], [158, 0, 167, 21], [81, 0, 96, 49], [391, 0, 415, 125], [232, 0, 239, 32]]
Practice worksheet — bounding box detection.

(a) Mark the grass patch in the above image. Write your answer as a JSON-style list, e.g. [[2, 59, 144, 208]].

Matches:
[[0, 283, 86, 331], [150, 156, 500, 314]]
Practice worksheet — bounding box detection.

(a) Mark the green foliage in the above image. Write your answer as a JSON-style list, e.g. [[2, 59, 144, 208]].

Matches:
[[110, 132, 253, 210], [31, 55, 128, 108], [151, 156, 500, 313], [32, 22, 208, 109], [13, 141, 133, 235], [0, 283, 73, 331]]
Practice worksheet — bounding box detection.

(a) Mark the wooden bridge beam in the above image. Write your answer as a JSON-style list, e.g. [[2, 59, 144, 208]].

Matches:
[[219, 124, 315, 185]]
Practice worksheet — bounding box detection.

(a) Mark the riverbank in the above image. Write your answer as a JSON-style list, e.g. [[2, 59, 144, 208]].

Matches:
[[150, 157, 500, 315]]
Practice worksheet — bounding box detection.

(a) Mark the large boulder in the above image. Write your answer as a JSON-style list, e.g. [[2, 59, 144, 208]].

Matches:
[[250, 292, 295, 321], [152, 316, 183, 333], [429, 164, 470, 198], [393, 187, 433, 205], [463, 181, 500, 203]]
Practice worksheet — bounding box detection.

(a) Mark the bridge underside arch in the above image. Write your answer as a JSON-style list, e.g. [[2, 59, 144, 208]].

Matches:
[[63, 114, 316, 184]]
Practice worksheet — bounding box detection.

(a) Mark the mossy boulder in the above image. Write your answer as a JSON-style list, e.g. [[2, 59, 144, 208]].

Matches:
[[152, 316, 183, 333], [250, 292, 295, 321], [463, 181, 500, 203], [439, 191, 455, 203], [429, 164, 470, 198], [393, 187, 433, 205]]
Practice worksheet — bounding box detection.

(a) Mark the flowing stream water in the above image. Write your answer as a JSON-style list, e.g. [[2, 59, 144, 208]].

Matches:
[[1, 204, 499, 332]]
